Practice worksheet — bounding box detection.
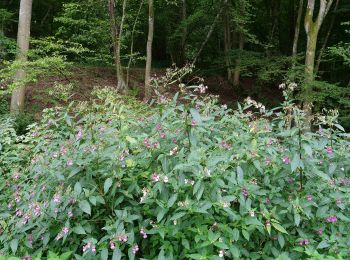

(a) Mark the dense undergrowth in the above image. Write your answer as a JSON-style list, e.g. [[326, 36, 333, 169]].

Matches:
[[0, 81, 350, 259]]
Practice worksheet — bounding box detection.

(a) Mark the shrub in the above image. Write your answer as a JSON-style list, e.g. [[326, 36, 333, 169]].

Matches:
[[0, 83, 349, 259]]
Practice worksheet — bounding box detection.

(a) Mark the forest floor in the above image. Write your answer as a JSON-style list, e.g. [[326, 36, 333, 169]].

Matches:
[[26, 66, 283, 117]]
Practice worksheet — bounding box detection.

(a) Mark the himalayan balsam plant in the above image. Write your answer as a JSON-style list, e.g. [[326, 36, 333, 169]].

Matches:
[[0, 77, 349, 259]]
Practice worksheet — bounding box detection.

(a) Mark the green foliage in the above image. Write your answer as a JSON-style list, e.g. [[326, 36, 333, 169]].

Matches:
[[0, 78, 350, 259]]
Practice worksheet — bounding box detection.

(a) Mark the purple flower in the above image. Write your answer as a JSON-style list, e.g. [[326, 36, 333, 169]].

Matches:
[[241, 188, 249, 198], [140, 228, 148, 239], [326, 215, 338, 223], [53, 194, 61, 204], [336, 198, 342, 204], [326, 146, 333, 155], [156, 123, 162, 130], [282, 156, 291, 164], [191, 120, 196, 128], [76, 130, 83, 140], [151, 173, 160, 182], [67, 159, 73, 166], [132, 244, 139, 254]]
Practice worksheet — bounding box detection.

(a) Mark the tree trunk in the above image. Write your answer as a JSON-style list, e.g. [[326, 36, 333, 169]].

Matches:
[[223, 3, 233, 82], [10, 0, 33, 113], [292, 0, 304, 59], [315, 0, 340, 75], [144, 0, 154, 102], [108, 0, 127, 93], [180, 0, 187, 65], [233, 33, 244, 86], [126, 0, 144, 87], [303, 0, 334, 129]]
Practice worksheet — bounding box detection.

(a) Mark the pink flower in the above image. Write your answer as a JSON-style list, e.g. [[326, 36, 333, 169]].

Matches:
[[62, 227, 69, 234], [191, 120, 196, 128], [326, 146, 333, 155], [156, 123, 162, 130], [76, 130, 83, 140], [140, 228, 148, 239], [317, 229, 323, 235], [151, 173, 160, 182], [110, 242, 116, 250], [160, 132, 166, 139], [265, 197, 270, 204], [326, 215, 338, 223], [132, 244, 139, 254], [53, 194, 61, 204], [67, 159, 73, 166], [282, 156, 291, 164], [306, 195, 313, 201], [336, 198, 342, 204]]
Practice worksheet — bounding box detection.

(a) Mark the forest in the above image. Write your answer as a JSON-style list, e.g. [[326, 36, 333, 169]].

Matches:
[[0, 0, 350, 259]]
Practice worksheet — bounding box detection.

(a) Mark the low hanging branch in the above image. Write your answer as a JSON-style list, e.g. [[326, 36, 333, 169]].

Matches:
[[191, 9, 223, 66]]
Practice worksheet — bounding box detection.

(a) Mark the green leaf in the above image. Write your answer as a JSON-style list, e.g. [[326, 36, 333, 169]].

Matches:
[[294, 213, 301, 226], [170, 211, 186, 221], [100, 249, 108, 260], [79, 200, 91, 215], [167, 194, 178, 208], [157, 208, 168, 222], [60, 251, 73, 260], [272, 222, 288, 234], [74, 182, 82, 194], [104, 178, 113, 194], [158, 249, 165, 260], [278, 233, 285, 248], [242, 230, 250, 241], [190, 108, 202, 124], [73, 225, 86, 235], [214, 242, 229, 249], [291, 153, 300, 172], [10, 238, 18, 254], [317, 240, 330, 249], [112, 248, 122, 260]]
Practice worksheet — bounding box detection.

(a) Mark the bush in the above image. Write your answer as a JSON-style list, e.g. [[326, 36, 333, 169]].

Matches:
[[0, 84, 349, 259]]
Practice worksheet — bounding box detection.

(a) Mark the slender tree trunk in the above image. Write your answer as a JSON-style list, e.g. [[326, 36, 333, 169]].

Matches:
[[108, 0, 127, 93], [292, 0, 304, 59], [126, 0, 144, 87], [223, 3, 233, 82], [303, 0, 334, 129], [180, 0, 187, 65], [192, 10, 222, 66], [144, 0, 154, 102], [10, 0, 33, 113], [315, 0, 340, 75], [233, 33, 244, 86]]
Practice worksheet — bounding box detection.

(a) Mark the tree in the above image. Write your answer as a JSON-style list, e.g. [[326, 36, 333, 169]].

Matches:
[[292, 0, 304, 59], [303, 0, 334, 125], [10, 0, 33, 113], [144, 0, 154, 101], [108, 0, 127, 93]]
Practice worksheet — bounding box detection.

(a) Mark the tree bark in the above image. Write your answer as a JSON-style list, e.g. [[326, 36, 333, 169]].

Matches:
[[315, 0, 340, 75], [144, 0, 154, 102], [303, 0, 334, 129], [10, 0, 33, 113], [108, 0, 127, 93], [180, 0, 187, 65], [233, 33, 244, 86], [126, 0, 144, 87], [223, 1, 234, 82], [292, 0, 304, 59]]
